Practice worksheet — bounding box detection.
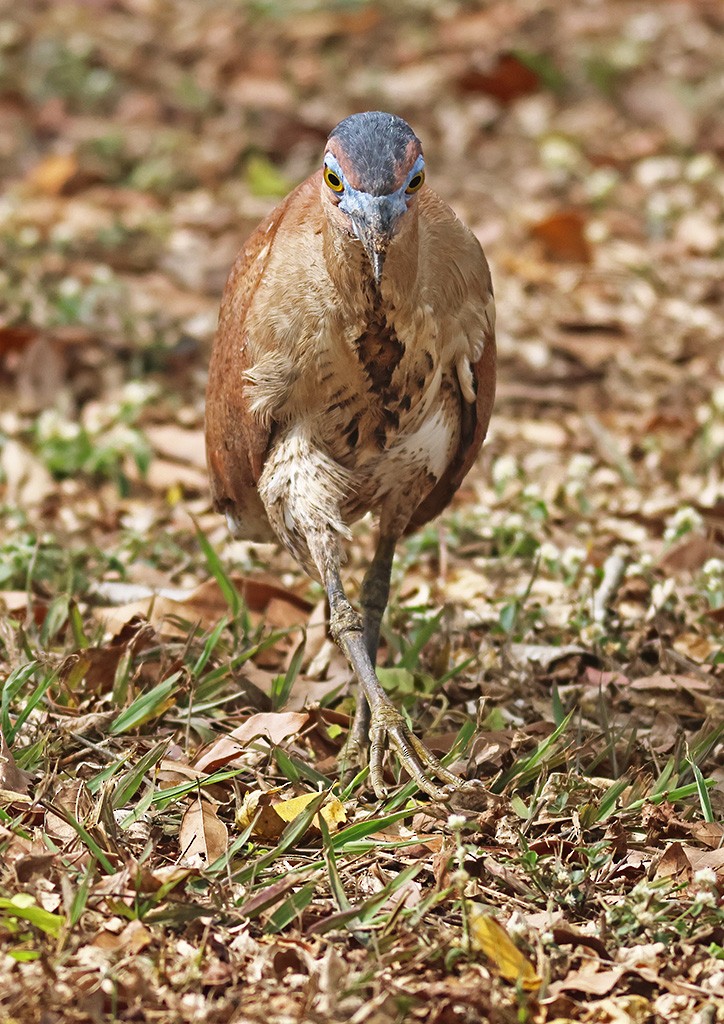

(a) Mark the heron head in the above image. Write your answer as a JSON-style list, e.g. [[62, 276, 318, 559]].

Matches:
[[321, 111, 425, 283]]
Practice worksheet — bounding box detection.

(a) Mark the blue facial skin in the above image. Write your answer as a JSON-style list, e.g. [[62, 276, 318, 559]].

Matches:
[[324, 153, 425, 282]]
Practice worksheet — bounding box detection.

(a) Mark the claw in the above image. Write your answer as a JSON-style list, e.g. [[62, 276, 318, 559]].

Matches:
[[366, 704, 464, 800]]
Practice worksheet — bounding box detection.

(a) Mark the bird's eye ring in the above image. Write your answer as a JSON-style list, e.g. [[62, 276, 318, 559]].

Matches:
[[405, 170, 425, 194], [324, 166, 344, 192]]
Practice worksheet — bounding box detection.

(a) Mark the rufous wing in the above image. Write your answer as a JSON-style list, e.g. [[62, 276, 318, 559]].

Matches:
[[205, 180, 313, 541], [404, 322, 496, 534]]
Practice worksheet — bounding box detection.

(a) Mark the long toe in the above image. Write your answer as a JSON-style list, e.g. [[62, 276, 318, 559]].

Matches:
[[368, 704, 466, 799]]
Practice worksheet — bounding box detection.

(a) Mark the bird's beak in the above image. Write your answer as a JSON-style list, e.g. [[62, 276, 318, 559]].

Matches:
[[352, 195, 406, 284]]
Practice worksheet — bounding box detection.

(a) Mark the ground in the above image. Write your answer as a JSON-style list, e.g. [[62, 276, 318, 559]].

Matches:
[[0, 1, 722, 1022]]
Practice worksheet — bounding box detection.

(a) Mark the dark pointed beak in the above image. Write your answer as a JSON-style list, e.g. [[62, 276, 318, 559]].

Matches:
[[352, 196, 403, 284]]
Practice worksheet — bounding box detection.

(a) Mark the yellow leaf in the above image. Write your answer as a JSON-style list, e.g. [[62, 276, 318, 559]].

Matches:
[[237, 789, 346, 841], [274, 791, 346, 830], [468, 904, 541, 991], [26, 153, 79, 195]]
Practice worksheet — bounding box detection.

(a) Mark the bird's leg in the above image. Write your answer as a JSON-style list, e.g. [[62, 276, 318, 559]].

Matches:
[[313, 531, 462, 799], [360, 534, 396, 661], [344, 534, 396, 767]]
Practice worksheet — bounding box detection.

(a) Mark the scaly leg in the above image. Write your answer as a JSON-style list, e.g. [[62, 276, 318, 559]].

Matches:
[[313, 530, 462, 798], [345, 534, 396, 767]]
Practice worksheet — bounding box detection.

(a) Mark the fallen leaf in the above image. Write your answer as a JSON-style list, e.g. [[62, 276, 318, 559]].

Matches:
[[230, 711, 310, 748], [547, 964, 625, 998], [0, 732, 31, 796], [509, 643, 586, 668], [458, 53, 540, 102], [25, 152, 79, 195], [179, 798, 228, 865], [467, 904, 541, 990], [96, 575, 311, 636], [273, 791, 346, 829], [237, 788, 346, 841], [530, 210, 592, 262], [654, 841, 691, 885]]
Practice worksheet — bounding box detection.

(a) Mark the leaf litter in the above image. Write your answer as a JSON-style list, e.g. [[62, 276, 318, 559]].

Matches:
[[0, 1, 723, 1022]]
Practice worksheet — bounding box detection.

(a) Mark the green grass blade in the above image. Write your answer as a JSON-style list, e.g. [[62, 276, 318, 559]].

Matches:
[[111, 740, 170, 809], [493, 710, 574, 793], [271, 633, 306, 711], [195, 525, 246, 626], [319, 814, 351, 914], [191, 617, 229, 678], [688, 759, 715, 823], [109, 671, 182, 735], [331, 807, 416, 851], [264, 880, 317, 933], [398, 610, 443, 670]]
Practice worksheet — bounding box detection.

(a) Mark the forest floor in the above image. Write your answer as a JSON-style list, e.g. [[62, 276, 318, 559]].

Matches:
[[0, 1, 722, 1021]]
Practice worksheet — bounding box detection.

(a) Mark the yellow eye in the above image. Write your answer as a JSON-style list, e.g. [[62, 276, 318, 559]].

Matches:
[[324, 166, 344, 192], [405, 170, 425, 194]]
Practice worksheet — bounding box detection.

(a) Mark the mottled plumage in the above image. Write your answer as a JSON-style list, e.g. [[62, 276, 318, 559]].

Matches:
[[206, 112, 496, 797]]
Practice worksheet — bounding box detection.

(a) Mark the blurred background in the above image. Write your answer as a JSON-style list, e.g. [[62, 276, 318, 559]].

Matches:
[[0, 0, 722, 675]]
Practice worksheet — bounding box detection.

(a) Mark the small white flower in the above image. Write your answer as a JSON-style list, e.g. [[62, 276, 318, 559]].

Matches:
[[648, 578, 676, 616], [694, 867, 717, 887], [561, 546, 586, 575], [703, 559, 724, 578], [693, 889, 716, 908], [447, 814, 466, 831], [121, 380, 158, 406], [539, 542, 560, 563], [492, 454, 518, 488], [507, 911, 527, 938], [664, 505, 704, 542], [18, 226, 40, 247], [565, 479, 584, 502], [57, 277, 82, 298], [567, 454, 594, 479], [92, 264, 113, 284]]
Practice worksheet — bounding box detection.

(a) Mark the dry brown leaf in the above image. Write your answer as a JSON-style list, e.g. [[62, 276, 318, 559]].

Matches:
[[192, 737, 247, 774], [97, 575, 311, 637], [44, 779, 94, 847], [229, 711, 310, 748], [530, 210, 592, 263], [144, 424, 207, 469], [0, 731, 31, 796], [94, 920, 153, 955], [659, 535, 724, 574], [458, 53, 540, 102], [0, 438, 56, 506], [654, 841, 692, 885], [684, 846, 724, 878], [0, 324, 38, 356], [689, 821, 724, 849], [547, 964, 626, 998], [179, 798, 228, 865]]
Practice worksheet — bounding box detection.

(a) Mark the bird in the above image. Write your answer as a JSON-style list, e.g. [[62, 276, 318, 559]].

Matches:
[[205, 111, 496, 798]]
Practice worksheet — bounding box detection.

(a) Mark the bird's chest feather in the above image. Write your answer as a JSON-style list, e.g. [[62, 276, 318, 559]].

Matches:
[[318, 293, 461, 498]]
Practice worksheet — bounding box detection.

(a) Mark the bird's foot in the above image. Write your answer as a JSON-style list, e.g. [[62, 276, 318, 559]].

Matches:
[[366, 701, 466, 800]]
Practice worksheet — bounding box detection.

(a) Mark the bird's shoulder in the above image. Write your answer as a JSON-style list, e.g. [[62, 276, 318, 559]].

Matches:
[[218, 171, 324, 326], [418, 187, 493, 301]]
